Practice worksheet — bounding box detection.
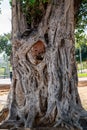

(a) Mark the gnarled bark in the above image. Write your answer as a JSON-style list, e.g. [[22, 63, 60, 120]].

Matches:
[[0, 0, 87, 129]]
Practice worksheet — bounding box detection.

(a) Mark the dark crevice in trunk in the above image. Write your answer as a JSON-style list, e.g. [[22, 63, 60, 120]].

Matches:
[[65, 48, 68, 69], [58, 68, 63, 101], [60, 39, 65, 47], [43, 65, 48, 86], [39, 90, 48, 114], [16, 115, 20, 121], [57, 48, 62, 66], [69, 81, 72, 94], [44, 33, 49, 45]]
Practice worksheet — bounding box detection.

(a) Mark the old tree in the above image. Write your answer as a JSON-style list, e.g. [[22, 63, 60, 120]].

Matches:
[[0, 0, 87, 129]]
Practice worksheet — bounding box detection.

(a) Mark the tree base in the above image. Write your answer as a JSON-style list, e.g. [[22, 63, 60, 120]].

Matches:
[[0, 119, 87, 130], [0, 106, 87, 130]]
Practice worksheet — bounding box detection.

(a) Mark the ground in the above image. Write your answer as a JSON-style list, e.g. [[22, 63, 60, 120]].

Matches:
[[78, 79, 87, 110], [0, 79, 87, 111], [0, 85, 10, 111], [78, 80, 87, 87]]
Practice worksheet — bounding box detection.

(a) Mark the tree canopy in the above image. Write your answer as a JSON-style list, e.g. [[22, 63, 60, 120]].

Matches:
[[9, 0, 87, 30], [0, 0, 87, 32]]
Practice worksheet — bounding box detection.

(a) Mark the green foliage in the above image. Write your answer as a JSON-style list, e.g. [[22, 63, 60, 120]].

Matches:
[[75, 31, 87, 47], [21, 0, 49, 27], [22, 0, 48, 6], [0, 33, 12, 56], [75, 0, 87, 62], [75, 33, 87, 61], [9, 0, 12, 6], [76, 0, 87, 33]]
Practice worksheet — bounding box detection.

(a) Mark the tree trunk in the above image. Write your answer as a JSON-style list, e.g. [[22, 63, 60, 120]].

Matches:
[[0, 0, 87, 129]]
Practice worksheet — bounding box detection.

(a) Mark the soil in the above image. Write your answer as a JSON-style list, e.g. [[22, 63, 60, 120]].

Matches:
[[78, 81, 87, 87], [0, 85, 10, 96]]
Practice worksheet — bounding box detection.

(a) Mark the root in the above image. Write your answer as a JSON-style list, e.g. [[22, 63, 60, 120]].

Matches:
[[0, 119, 24, 129], [0, 106, 87, 129], [54, 118, 82, 130], [0, 107, 24, 129], [53, 106, 86, 130], [0, 107, 9, 123], [54, 108, 87, 130], [54, 118, 62, 127]]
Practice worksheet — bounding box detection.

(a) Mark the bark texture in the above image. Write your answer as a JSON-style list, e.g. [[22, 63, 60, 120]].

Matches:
[[0, 0, 87, 129]]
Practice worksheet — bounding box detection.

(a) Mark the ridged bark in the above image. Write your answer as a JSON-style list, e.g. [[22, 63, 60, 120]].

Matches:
[[0, 0, 87, 129]]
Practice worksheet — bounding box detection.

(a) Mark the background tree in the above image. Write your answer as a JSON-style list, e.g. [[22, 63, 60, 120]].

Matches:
[[0, 0, 87, 129], [0, 33, 12, 57], [75, 32, 87, 61], [75, 0, 87, 33], [75, 0, 87, 73], [0, 33, 12, 78], [0, 0, 2, 13]]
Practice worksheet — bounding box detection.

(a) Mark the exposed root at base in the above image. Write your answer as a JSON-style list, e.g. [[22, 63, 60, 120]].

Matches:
[[0, 117, 87, 129], [54, 119, 82, 130], [0, 107, 9, 122], [0, 106, 87, 129]]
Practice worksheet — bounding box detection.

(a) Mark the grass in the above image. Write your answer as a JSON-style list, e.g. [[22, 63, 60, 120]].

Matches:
[[78, 73, 87, 77], [77, 61, 87, 77]]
